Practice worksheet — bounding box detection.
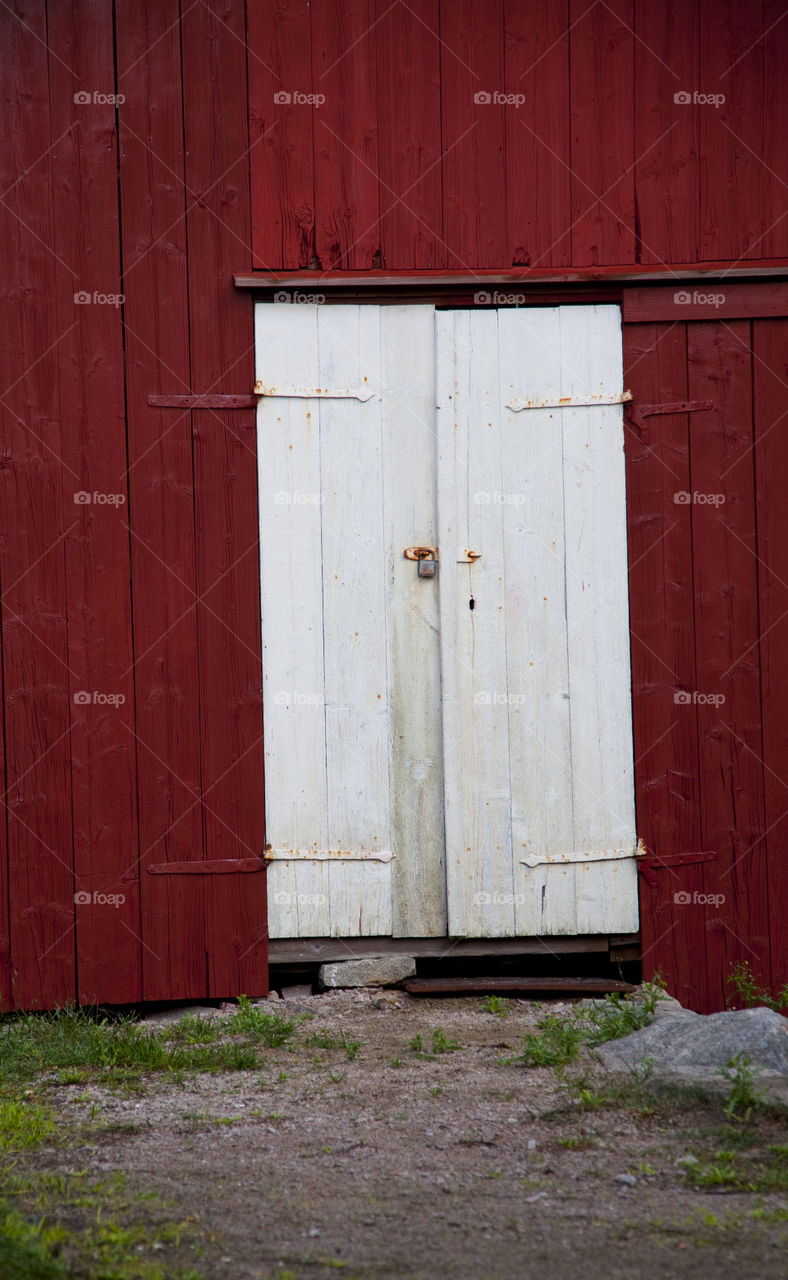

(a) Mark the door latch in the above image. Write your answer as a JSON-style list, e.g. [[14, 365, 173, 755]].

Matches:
[[404, 546, 438, 577]]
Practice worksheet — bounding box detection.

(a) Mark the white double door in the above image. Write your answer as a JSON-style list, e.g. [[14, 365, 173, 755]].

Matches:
[[256, 303, 638, 939]]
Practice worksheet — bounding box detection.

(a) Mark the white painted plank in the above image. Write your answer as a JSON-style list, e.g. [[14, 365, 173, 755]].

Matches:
[[559, 305, 638, 932], [255, 303, 330, 937], [380, 305, 447, 937], [496, 307, 577, 936], [316, 306, 392, 936], [437, 311, 515, 937]]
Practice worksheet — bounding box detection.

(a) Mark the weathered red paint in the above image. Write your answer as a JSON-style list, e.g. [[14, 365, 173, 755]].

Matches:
[[0, 0, 786, 1011]]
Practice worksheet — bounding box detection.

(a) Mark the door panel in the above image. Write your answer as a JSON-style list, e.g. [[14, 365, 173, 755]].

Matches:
[[436, 306, 638, 936], [257, 302, 638, 940], [257, 304, 446, 937]]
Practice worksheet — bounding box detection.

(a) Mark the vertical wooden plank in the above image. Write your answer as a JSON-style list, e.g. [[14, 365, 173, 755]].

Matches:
[[497, 307, 576, 934], [311, 0, 380, 270], [375, 0, 444, 269], [752, 318, 787, 998], [48, 0, 141, 1005], [256, 303, 330, 939], [437, 311, 515, 937], [698, 0, 768, 262], [0, 0, 74, 1009], [439, 0, 508, 269], [504, 0, 571, 267], [569, 0, 635, 265], [381, 305, 446, 936], [560, 306, 637, 886], [116, 0, 206, 1000], [622, 319, 706, 1008], [317, 306, 392, 935], [182, 0, 267, 995], [688, 321, 770, 1009], [248, 0, 315, 269], [762, 0, 788, 260], [634, 0, 699, 265]]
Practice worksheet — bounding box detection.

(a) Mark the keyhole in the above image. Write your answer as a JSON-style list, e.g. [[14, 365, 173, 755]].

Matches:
[[469, 597, 475, 611]]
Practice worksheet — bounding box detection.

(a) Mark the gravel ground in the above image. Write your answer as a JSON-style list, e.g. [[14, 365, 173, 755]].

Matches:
[[27, 988, 788, 1279]]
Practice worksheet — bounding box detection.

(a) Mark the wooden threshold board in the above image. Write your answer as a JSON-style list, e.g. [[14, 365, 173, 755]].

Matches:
[[268, 935, 640, 964]]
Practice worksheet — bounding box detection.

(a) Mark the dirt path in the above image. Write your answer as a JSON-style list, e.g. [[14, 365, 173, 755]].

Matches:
[[23, 990, 788, 1278]]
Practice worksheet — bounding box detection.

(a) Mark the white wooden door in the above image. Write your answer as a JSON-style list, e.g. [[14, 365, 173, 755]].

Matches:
[[256, 303, 638, 939]]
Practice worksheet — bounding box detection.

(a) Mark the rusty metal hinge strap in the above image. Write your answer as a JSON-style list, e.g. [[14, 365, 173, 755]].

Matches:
[[148, 395, 258, 409], [147, 857, 266, 875], [636, 850, 717, 888], [628, 400, 714, 445]]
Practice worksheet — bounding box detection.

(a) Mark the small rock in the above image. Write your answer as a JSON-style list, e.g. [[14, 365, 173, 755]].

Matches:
[[677, 1154, 699, 1166], [280, 984, 314, 1001], [308, 1228, 321, 1238], [527, 1139, 537, 1150], [615, 1174, 637, 1186], [319, 955, 416, 989]]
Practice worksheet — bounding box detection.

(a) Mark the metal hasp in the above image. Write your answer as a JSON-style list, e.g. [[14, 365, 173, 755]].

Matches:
[[628, 399, 715, 445], [404, 545, 438, 577]]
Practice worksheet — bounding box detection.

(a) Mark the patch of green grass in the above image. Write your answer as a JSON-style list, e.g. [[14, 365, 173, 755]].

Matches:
[[514, 1014, 585, 1069], [511, 982, 668, 1072], [719, 1054, 768, 1122], [227, 995, 296, 1046], [0, 1202, 68, 1279], [681, 1146, 788, 1193], [727, 961, 788, 1014], [556, 1135, 596, 1150], [581, 986, 662, 1046], [304, 1027, 362, 1061], [480, 995, 509, 1019], [0, 1006, 266, 1090], [168, 1014, 222, 1045], [408, 1029, 461, 1058], [0, 1166, 207, 1279], [0, 1099, 57, 1151]]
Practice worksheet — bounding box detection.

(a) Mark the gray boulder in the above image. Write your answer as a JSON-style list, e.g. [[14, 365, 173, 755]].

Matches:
[[594, 1005, 788, 1101]]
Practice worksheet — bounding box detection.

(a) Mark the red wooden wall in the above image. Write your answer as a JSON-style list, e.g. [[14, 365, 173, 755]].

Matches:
[[0, 0, 785, 1011], [623, 293, 787, 1011], [0, 0, 267, 1009], [250, 0, 788, 272]]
